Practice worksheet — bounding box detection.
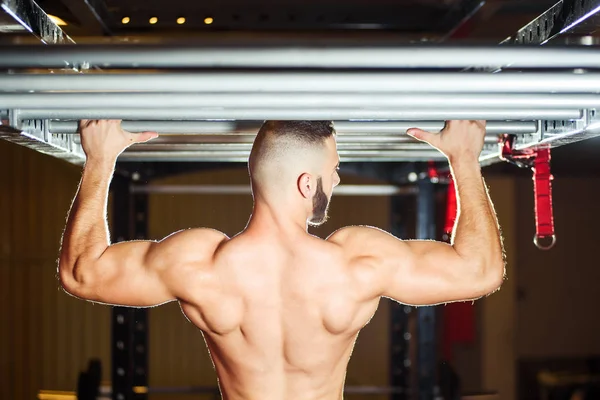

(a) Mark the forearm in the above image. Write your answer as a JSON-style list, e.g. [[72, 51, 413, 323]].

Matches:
[[59, 157, 116, 282], [449, 156, 504, 276]]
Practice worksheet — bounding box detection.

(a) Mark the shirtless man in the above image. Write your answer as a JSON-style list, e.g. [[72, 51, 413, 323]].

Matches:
[[59, 119, 505, 400]]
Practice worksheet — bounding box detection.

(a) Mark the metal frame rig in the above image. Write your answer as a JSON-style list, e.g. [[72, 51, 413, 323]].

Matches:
[[2, 1, 600, 400]]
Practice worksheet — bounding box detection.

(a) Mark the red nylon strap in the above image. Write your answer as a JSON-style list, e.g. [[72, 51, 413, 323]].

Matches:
[[445, 177, 457, 237], [533, 148, 555, 239], [500, 135, 556, 249]]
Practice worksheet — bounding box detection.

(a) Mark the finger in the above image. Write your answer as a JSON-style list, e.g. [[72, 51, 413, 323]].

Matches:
[[475, 120, 487, 129], [406, 128, 439, 147], [81, 119, 96, 127], [78, 119, 95, 131], [132, 131, 159, 143]]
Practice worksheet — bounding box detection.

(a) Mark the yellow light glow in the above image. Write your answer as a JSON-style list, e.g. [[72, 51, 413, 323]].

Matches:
[[47, 15, 67, 26], [204, 17, 214, 25], [177, 17, 186, 24], [134, 386, 149, 394], [38, 390, 76, 400], [121, 16, 130, 24], [149, 17, 158, 24]]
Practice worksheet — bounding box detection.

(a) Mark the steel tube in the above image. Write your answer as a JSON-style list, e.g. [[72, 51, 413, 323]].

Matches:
[[72, 134, 499, 145], [125, 135, 500, 145], [49, 120, 538, 135], [127, 141, 495, 152], [2, 44, 600, 69], [130, 184, 418, 196], [3, 92, 600, 109], [118, 150, 448, 162], [332, 120, 537, 134], [2, 72, 600, 93], [19, 108, 582, 120], [50, 120, 240, 134]]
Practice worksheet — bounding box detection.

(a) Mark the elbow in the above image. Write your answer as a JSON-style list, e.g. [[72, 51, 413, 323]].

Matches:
[[475, 259, 506, 295], [58, 258, 79, 295], [486, 265, 506, 294], [58, 257, 95, 297]]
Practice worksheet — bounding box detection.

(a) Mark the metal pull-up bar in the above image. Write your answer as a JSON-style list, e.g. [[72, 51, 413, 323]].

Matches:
[[8, 108, 582, 121], [2, 72, 599, 93], [3, 93, 600, 110], [49, 120, 538, 135], [1, 44, 600, 69]]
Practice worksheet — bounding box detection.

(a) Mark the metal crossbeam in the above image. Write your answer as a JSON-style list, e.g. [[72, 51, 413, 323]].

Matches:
[[505, 0, 600, 45], [0, 0, 74, 44], [48, 120, 539, 135], [3, 93, 600, 110], [6, 108, 584, 121], [0, 119, 85, 163], [118, 150, 451, 163], [2, 44, 600, 69], [2, 1, 600, 167], [2, 72, 600, 93]]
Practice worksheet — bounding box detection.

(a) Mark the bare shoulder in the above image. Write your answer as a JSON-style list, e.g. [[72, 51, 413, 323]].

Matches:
[[327, 226, 406, 299], [164, 227, 229, 245], [157, 228, 229, 262], [326, 225, 403, 255]]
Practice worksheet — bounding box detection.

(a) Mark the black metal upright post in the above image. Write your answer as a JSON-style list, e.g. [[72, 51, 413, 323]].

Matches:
[[131, 174, 149, 400], [416, 177, 438, 400], [110, 174, 135, 400], [389, 194, 412, 400], [110, 172, 149, 400]]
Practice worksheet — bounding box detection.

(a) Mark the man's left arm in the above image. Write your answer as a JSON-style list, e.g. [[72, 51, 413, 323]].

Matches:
[[58, 120, 225, 307]]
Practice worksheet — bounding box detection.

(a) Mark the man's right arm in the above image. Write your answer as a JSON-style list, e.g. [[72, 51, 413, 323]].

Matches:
[[331, 121, 505, 306]]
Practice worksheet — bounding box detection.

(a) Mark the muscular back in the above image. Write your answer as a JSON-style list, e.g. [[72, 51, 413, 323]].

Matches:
[[61, 119, 504, 400], [179, 231, 381, 400]]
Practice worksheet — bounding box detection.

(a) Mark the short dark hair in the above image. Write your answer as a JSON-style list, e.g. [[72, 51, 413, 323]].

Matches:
[[257, 121, 335, 145]]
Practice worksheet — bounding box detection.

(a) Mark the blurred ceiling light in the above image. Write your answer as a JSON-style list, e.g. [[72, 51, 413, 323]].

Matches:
[[121, 16, 130, 24], [149, 17, 158, 24], [48, 15, 67, 26], [177, 17, 186, 24], [204, 17, 214, 25]]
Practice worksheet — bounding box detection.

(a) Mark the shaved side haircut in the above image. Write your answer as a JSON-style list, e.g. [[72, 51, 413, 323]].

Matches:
[[258, 121, 335, 144], [249, 121, 336, 198]]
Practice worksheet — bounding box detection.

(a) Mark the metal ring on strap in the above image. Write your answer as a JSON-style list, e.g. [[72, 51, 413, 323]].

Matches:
[[534, 234, 556, 250]]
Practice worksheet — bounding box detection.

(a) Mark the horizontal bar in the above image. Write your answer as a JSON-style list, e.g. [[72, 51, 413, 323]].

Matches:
[[49, 120, 538, 135], [127, 140, 498, 152], [16, 108, 582, 120], [55, 120, 241, 134], [68, 134, 501, 145], [333, 121, 537, 134], [131, 184, 418, 196], [127, 144, 428, 152], [127, 135, 501, 145], [2, 44, 600, 69], [2, 72, 600, 93], [5, 92, 600, 109], [117, 149, 458, 162]]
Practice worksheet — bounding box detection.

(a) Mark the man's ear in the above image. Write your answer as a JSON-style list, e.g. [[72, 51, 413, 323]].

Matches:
[[297, 173, 314, 199]]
